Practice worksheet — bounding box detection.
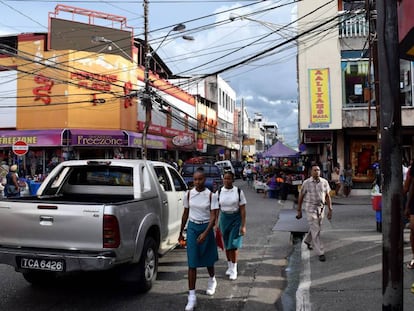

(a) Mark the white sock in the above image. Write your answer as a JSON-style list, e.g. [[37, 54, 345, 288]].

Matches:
[[227, 261, 232, 269], [209, 276, 216, 282], [233, 262, 237, 272], [189, 289, 196, 296]]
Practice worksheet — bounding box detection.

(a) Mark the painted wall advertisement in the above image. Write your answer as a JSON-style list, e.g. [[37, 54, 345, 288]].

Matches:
[[308, 68, 332, 127]]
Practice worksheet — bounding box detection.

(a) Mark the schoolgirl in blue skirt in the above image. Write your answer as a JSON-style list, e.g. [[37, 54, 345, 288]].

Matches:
[[179, 167, 219, 311], [218, 171, 247, 281]]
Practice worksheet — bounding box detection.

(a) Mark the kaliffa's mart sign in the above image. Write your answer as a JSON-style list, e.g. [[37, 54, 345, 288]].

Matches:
[[308, 68, 332, 127]]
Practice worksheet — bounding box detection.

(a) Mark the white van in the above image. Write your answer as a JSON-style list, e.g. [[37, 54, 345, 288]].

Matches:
[[214, 160, 235, 175]]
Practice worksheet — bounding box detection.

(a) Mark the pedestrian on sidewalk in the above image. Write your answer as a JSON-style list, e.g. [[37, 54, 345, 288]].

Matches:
[[266, 173, 278, 198], [280, 171, 289, 203], [343, 163, 353, 197], [179, 167, 219, 311], [244, 165, 254, 188], [296, 164, 333, 262], [330, 166, 341, 196], [217, 171, 247, 281], [4, 164, 20, 198]]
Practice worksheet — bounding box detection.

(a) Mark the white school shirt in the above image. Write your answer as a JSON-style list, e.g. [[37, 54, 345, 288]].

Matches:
[[218, 186, 247, 213], [183, 188, 219, 222]]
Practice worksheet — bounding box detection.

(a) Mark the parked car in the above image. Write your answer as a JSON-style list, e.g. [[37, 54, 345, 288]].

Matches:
[[181, 163, 223, 192]]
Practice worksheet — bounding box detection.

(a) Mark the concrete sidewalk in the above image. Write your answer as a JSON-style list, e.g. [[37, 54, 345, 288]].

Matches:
[[296, 194, 414, 310]]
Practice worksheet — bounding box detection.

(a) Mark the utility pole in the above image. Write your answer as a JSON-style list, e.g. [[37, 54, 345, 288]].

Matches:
[[240, 98, 244, 161], [376, 0, 403, 309], [142, 0, 150, 160]]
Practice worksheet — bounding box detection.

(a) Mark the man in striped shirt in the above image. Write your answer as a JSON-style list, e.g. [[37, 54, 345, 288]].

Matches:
[[296, 164, 332, 262]]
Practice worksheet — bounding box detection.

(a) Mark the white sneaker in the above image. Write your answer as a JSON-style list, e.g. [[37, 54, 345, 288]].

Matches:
[[229, 270, 237, 280], [229, 264, 238, 280], [185, 295, 197, 311], [225, 262, 232, 276], [206, 277, 217, 295]]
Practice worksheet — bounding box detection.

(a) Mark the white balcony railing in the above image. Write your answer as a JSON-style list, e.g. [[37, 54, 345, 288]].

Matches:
[[339, 13, 368, 38]]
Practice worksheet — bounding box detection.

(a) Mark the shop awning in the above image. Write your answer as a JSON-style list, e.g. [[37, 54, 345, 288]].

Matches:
[[68, 129, 128, 147], [0, 129, 170, 149], [0, 129, 64, 147]]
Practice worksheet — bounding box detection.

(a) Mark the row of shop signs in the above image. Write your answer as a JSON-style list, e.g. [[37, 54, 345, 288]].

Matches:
[[0, 129, 196, 152]]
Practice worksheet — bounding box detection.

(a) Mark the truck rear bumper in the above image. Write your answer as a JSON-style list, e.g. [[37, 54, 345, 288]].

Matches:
[[0, 247, 118, 272]]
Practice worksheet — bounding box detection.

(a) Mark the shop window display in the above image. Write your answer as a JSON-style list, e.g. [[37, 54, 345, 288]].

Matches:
[[350, 141, 378, 183], [342, 60, 370, 106]]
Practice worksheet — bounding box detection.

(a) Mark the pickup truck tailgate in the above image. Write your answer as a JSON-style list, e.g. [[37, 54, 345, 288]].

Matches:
[[0, 201, 105, 250]]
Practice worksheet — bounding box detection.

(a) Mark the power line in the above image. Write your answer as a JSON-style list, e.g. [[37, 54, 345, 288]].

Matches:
[[5, 0, 260, 2], [0, 2, 358, 133]]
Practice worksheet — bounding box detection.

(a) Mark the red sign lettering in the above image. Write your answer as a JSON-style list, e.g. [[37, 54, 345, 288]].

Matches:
[[71, 71, 118, 99], [123, 81, 133, 108], [33, 74, 54, 105]]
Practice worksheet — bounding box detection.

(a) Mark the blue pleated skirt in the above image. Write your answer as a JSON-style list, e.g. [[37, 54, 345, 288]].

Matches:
[[219, 212, 243, 250], [186, 221, 218, 268]]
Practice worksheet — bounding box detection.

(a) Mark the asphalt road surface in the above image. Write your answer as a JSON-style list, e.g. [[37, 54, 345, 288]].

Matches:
[[0, 180, 293, 311]]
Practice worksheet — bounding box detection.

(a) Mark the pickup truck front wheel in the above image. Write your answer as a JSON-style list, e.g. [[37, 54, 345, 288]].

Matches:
[[122, 236, 158, 293], [138, 236, 158, 292]]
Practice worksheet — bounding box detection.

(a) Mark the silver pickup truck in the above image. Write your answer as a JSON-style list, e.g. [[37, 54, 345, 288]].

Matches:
[[0, 159, 187, 292]]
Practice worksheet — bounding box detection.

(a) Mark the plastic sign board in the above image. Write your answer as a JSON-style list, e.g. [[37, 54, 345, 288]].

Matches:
[[12, 140, 29, 156]]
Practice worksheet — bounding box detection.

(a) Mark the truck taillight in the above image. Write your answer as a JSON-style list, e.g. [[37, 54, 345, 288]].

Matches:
[[103, 215, 120, 248]]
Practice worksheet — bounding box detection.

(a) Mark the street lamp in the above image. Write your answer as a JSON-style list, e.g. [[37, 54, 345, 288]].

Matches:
[[142, 23, 193, 159], [151, 23, 186, 54], [91, 36, 135, 62]]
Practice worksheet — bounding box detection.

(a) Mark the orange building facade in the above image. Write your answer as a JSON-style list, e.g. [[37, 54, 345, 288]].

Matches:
[[0, 5, 222, 178], [0, 30, 197, 176]]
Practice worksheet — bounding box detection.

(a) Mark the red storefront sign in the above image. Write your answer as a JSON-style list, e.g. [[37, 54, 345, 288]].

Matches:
[[137, 121, 195, 151], [196, 138, 204, 151]]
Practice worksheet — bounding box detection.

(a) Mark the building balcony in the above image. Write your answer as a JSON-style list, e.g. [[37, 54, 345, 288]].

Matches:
[[339, 12, 368, 39], [342, 105, 414, 128], [342, 106, 377, 128]]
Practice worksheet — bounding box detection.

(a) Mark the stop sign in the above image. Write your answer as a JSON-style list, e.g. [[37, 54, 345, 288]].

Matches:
[[12, 140, 29, 156]]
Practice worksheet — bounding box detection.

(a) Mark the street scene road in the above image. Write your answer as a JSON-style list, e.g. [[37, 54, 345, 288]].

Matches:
[[0, 180, 292, 311], [297, 195, 414, 311], [2, 182, 414, 311]]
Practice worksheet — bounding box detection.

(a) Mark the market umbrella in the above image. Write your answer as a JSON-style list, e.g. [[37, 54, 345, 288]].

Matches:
[[262, 141, 299, 158]]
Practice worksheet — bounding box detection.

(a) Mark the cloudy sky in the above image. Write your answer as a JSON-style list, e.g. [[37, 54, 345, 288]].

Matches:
[[0, 0, 298, 147]]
